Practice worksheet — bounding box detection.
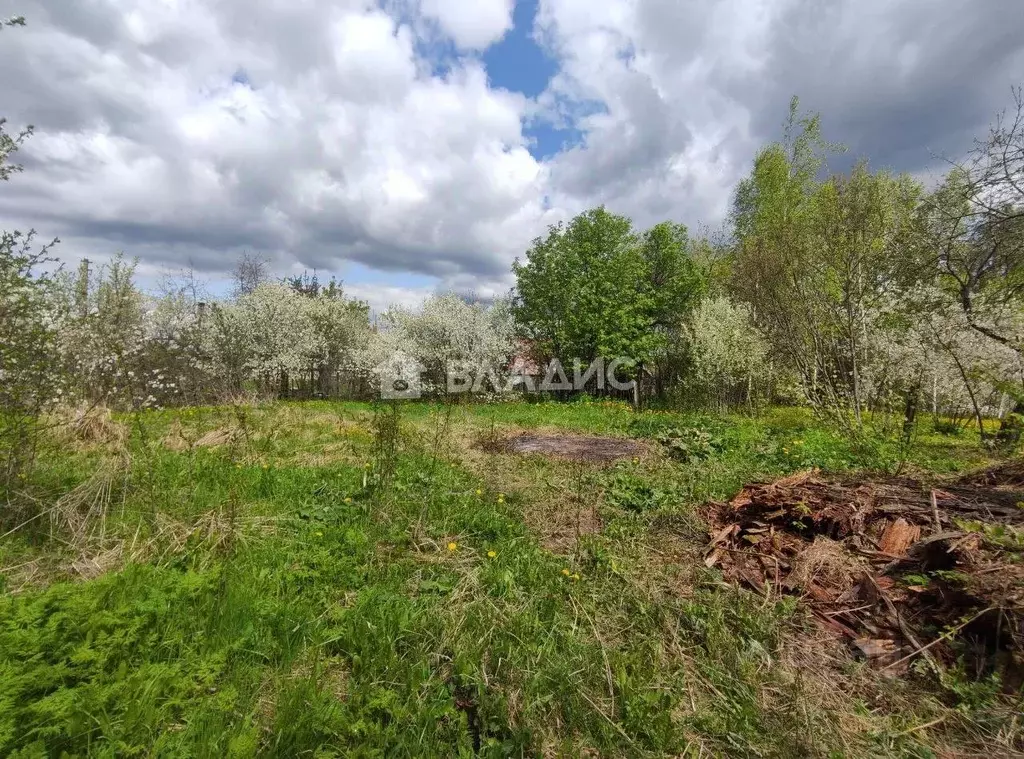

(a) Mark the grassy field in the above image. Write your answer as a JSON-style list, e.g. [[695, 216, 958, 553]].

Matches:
[[0, 399, 1016, 757]]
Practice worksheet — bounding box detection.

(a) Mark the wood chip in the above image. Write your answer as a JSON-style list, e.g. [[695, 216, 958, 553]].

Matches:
[[853, 637, 898, 659], [878, 518, 921, 556]]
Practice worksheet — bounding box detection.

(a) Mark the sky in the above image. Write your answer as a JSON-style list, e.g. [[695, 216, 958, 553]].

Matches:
[[1, 0, 1023, 313]]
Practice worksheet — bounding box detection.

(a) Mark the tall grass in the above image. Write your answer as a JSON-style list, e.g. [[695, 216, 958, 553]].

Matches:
[[0, 401, 1013, 756]]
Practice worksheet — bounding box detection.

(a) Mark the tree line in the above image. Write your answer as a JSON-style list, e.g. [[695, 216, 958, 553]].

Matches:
[[3, 82, 1024, 493], [514, 96, 1024, 446]]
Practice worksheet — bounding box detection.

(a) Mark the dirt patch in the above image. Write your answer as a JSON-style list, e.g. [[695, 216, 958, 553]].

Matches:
[[486, 433, 646, 463], [705, 462, 1024, 684]]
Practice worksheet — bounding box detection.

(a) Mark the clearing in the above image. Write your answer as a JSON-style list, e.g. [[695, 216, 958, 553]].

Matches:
[[1, 400, 1021, 757]]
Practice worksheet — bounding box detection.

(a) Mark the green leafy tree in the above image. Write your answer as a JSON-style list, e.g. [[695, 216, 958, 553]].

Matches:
[[513, 208, 703, 397], [731, 98, 926, 433]]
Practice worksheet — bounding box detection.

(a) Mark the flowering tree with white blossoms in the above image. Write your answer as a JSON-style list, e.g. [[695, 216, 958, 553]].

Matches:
[[54, 256, 155, 408], [676, 296, 771, 409], [364, 293, 516, 395], [0, 230, 63, 495], [202, 282, 370, 398]]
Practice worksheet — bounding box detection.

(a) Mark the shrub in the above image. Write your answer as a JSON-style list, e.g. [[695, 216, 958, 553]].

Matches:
[[932, 418, 962, 436]]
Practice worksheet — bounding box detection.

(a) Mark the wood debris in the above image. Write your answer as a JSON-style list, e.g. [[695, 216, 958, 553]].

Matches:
[[706, 460, 1024, 686]]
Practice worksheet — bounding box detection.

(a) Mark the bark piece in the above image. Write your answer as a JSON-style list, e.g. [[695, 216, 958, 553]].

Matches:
[[878, 518, 921, 556]]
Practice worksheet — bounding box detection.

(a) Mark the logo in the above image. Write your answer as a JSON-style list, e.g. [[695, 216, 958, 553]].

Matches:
[[374, 351, 424, 399]]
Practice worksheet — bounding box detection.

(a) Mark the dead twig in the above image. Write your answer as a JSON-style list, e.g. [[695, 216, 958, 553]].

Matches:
[[883, 606, 996, 672]]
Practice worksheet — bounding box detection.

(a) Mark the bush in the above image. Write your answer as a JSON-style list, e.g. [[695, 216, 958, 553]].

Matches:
[[932, 418, 963, 436], [0, 231, 62, 502]]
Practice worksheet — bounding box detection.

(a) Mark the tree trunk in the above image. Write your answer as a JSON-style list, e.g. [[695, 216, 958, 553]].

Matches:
[[902, 380, 921, 445], [996, 400, 1023, 449]]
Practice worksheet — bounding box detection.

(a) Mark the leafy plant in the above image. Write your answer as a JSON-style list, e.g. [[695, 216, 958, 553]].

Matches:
[[605, 473, 668, 512], [655, 426, 725, 462]]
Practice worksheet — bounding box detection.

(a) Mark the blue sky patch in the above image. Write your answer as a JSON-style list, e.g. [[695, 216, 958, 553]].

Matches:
[[482, 0, 557, 99]]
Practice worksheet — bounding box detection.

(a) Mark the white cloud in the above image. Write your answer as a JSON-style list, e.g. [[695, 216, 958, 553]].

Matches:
[[535, 0, 1024, 230], [0, 0, 1021, 312], [0, 0, 552, 298], [345, 282, 438, 315], [419, 0, 515, 49]]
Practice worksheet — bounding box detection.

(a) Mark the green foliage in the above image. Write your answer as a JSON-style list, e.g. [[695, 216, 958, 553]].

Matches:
[[605, 472, 670, 512], [655, 426, 725, 462], [513, 207, 703, 375], [731, 98, 938, 440], [933, 418, 963, 436]]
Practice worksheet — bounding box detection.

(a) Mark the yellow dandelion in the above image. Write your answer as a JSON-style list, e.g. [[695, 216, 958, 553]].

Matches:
[[315, 531, 323, 537], [561, 568, 571, 576], [487, 550, 497, 558], [447, 542, 458, 552], [475, 489, 483, 496], [344, 497, 352, 504], [572, 573, 581, 581], [262, 464, 269, 470], [235, 464, 242, 469]]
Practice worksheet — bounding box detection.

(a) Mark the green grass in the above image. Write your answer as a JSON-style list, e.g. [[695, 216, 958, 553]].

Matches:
[[0, 401, 1014, 756]]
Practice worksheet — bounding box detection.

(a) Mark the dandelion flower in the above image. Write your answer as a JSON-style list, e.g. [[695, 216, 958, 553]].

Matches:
[[447, 542, 458, 552], [315, 531, 323, 537], [487, 550, 496, 558], [497, 493, 505, 503], [344, 497, 352, 504], [561, 568, 570, 576], [572, 573, 581, 581], [475, 489, 483, 496]]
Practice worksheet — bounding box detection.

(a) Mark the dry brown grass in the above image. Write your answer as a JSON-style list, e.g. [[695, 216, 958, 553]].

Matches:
[[49, 453, 131, 545], [215, 389, 264, 407], [771, 620, 879, 755], [789, 536, 865, 596], [161, 422, 243, 451], [193, 426, 241, 448], [68, 542, 127, 580], [52, 404, 129, 448]]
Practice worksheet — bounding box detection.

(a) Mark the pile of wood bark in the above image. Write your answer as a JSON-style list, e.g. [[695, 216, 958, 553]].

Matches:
[[706, 462, 1024, 682]]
